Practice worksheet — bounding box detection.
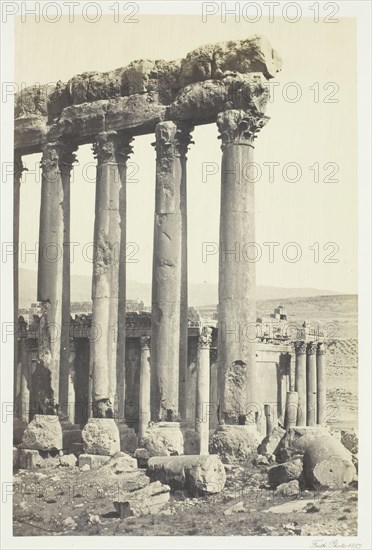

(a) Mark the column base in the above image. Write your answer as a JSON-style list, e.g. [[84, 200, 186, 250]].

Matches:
[[210, 424, 261, 463], [81, 418, 120, 456], [136, 421, 184, 459], [21, 414, 63, 452]]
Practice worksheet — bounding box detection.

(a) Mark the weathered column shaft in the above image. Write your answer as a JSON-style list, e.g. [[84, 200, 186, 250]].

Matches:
[[295, 341, 307, 426], [151, 121, 193, 422], [264, 404, 273, 436], [90, 131, 132, 418], [196, 327, 212, 454], [19, 339, 30, 423], [13, 154, 23, 416], [284, 391, 299, 429], [67, 339, 76, 424], [37, 142, 75, 413], [139, 336, 151, 439], [59, 146, 76, 420], [306, 342, 317, 426], [217, 109, 268, 425], [316, 342, 327, 425], [116, 137, 133, 422]]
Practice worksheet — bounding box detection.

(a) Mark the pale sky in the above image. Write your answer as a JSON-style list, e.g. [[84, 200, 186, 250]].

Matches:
[[15, 15, 357, 293]]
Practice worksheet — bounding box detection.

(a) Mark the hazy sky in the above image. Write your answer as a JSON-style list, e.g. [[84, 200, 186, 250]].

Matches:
[[15, 14, 357, 293]]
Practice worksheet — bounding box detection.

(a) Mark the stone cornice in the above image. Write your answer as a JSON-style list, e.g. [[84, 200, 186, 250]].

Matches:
[[14, 36, 281, 153]]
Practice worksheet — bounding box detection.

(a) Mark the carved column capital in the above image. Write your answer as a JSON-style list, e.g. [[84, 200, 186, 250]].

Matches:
[[294, 340, 307, 355], [199, 326, 213, 348], [93, 131, 133, 164], [217, 108, 269, 150], [317, 342, 327, 355], [307, 342, 318, 355], [140, 335, 150, 350], [41, 142, 60, 172], [40, 140, 78, 173], [58, 140, 78, 170], [153, 121, 194, 158]]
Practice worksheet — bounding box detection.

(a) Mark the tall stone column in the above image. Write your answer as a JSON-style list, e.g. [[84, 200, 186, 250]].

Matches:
[[139, 336, 151, 440], [295, 341, 307, 426], [116, 137, 133, 423], [306, 342, 317, 426], [90, 131, 132, 419], [316, 342, 327, 425], [151, 120, 193, 423], [196, 326, 212, 454], [37, 141, 75, 414], [13, 154, 24, 416], [19, 338, 31, 423], [216, 109, 268, 427], [59, 144, 77, 421]]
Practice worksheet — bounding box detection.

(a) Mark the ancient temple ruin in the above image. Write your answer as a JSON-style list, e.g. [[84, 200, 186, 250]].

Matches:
[[14, 35, 327, 458]]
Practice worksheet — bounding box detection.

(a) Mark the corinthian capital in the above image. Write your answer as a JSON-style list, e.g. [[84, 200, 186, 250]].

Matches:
[[93, 131, 133, 164], [307, 342, 318, 355], [294, 341, 307, 355], [217, 108, 269, 149], [41, 141, 78, 174], [153, 121, 194, 158], [199, 326, 213, 348], [317, 342, 327, 355]]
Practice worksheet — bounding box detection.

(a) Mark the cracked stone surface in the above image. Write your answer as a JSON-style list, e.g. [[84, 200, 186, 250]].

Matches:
[[14, 35, 281, 152]]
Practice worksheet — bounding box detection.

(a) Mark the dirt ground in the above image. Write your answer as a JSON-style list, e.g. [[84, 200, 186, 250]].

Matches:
[[13, 338, 358, 537], [13, 458, 358, 537]]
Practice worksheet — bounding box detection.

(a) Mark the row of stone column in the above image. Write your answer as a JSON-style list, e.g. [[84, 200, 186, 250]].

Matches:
[[14, 106, 267, 439], [293, 341, 327, 426]]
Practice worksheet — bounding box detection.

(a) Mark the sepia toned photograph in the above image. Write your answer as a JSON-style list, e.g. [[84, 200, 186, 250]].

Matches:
[[1, 1, 371, 548]]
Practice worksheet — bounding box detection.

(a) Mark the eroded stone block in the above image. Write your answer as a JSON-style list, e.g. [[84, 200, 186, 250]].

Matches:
[[81, 418, 120, 456], [147, 454, 226, 496], [139, 422, 184, 458], [211, 424, 261, 463], [113, 481, 170, 518], [303, 435, 356, 489], [21, 415, 63, 452]]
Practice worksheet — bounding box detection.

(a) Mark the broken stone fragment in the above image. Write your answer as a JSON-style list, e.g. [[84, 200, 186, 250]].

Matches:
[[179, 35, 282, 88], [21, 415, 63, 452], [303, 435, 357, 489], [81, 418, 120, 456], [18, 448, 44, 469], [146, 454, 226, 496], [78, 453, 110, 470], [139, 422, 184, 458], [59, 454, 77, 468], [212, 35, 283, 80], [274, 479, 300, 497], [257, 426, 286, 456], [211, 424, 261, 463], [268, 458, 303, 488], [113, 481, 170, 518], [274, 426, 330, 463], [104, 451, 137, 473], [223, 500, 246, 516]]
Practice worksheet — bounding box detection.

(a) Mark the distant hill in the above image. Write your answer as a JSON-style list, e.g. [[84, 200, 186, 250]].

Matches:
[[19, 268, 356, 338], [19, 268, 342, 308]]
